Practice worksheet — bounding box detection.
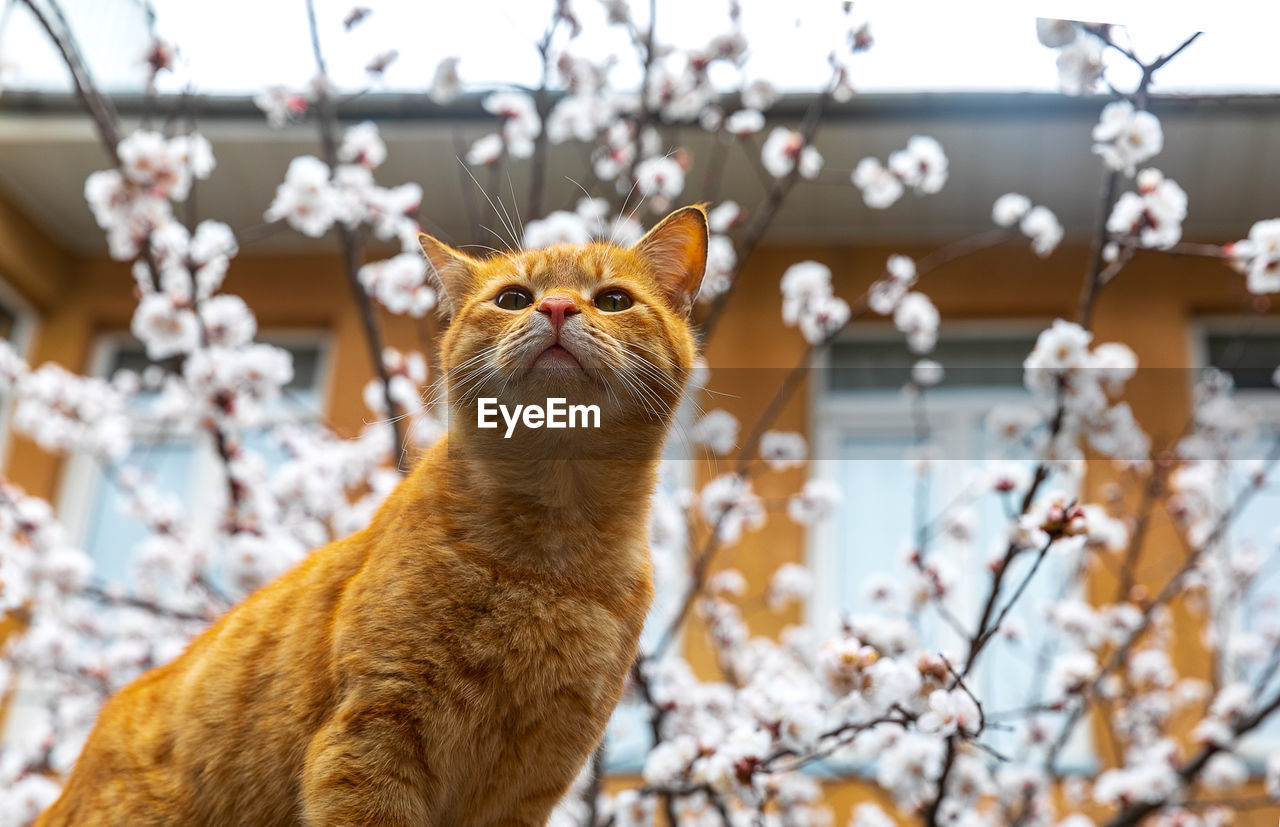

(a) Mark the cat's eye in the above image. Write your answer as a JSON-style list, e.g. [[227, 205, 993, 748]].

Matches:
[[495, 287, 534, 311], [594, 289, 633, 312]]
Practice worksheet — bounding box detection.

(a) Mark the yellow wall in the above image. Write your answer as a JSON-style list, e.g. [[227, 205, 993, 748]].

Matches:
[[2, 197, 1277, 822]]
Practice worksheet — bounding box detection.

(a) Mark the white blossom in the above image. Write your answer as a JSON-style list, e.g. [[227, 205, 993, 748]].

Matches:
[[894, 292, 940, 354], [1092, 101, 1163, 174], [888, 136, 948, 195], [852, 157, 904, 209], [465, 133, 504, 166], [254, 84, 308, 127], [359, 254, 437, 317], [725, 109, 764, 136], [264, 156, 340, 237], [131, 294, 200, 360], [787, 479, 842, 524], [766, 563, 813, 611], [762, 128, 822, 179], [338, 121, 387, 169], [523, 211, 591, 249], [690, 409, 739, 455], [483, 91, 540, 158], [1020, 206, 1064, 257], [707, 201, 741, 233], [1107, 169, 1187, 249], [634, 156, 685, 201], [992, 193, 1032, 227], [1056, 35, 1105, 96], [428, 57, 462, 104], [912, 359, 944, 387], [1228, 218, 1280, 294], [759, 431, 806, 470], [700, 474, 765, 544]]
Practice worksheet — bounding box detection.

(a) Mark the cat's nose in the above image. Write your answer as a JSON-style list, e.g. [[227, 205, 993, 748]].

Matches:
[[537, 295, 580, 331]]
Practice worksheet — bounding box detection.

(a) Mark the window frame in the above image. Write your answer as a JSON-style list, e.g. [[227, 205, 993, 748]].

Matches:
[[806, 319, 1048, 636], [806, 319, 1098, 771], [56, 329, 334, 558], [1192, 316, 1280, 765]]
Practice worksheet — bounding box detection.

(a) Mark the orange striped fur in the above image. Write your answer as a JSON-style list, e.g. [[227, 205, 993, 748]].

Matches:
[[37, 206, 709, 826]]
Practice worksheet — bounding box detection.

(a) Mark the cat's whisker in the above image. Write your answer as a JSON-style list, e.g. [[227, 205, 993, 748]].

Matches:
[[610, 366, 670, 424], [477, 224, 517, 255], [460, 242, 516, 261], [458, 159, 521, 250], [610, 173, 645, 247], [616, 342, 695, 409], [564, 176, 607, 240], [615, 148, 676, 244], [492, 190, 523, 252], [428, 345, 503, 407], [506, 171, 527, 245]]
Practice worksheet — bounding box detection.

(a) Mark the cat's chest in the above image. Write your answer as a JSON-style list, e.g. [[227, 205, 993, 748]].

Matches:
[[462, 576, 645, 694]]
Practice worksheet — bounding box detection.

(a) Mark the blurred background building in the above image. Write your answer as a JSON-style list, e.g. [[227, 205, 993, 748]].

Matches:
[[2, 0, 1280, 820]]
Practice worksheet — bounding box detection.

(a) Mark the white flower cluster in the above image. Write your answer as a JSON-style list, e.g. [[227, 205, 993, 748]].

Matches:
[[991, 194, 1064, 257], [1107, 169, 1187, 250], [1227, 218, 1280, 294], [358, 254, 437, 318], [265, 122, 423, 243], [0, 484, 93, 614], [475, 92, 542, 159], [1174, 369, 1261, 468], [865, 254, 941, 353], [264, 123, 431, 318], [362, 348, 444, 449], [84, 130, 214, 260], [853, 136, 948, 209], [758, 430, 806, 470], [699, 473, 765, 545], [634, 599, 1013, 820], [521, 197, 647, 250], [253, 84, 309, 128], [1023, 320, 1147, 461], [5, 356, 132, 461], [1092, 101, 1163, 175], [761, 127, 824, 180], [1036, 20, 1106, 96], [689, 409, 738, 456], [779, 261, 851, 345]]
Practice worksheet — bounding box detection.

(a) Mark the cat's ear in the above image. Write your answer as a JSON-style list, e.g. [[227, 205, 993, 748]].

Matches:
[[631, 205, 708, 316], [418, 233, 479, 317]]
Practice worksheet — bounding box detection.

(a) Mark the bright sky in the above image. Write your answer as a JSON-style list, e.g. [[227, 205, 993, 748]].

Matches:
[[4, 0, 1280, 96]]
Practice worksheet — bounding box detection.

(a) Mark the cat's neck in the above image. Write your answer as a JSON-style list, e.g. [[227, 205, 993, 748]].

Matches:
[[446, 420, 666, 509], [395, 422, 668, 578]]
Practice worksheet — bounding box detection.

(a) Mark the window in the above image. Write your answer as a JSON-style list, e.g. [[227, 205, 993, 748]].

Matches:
[[57, 332, 330, 587], [810, 324, 1093, 768], [1196, 322, 1280, 762]]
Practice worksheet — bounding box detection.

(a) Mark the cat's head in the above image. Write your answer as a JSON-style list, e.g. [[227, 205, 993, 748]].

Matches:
[[420, 206, 707, 449]]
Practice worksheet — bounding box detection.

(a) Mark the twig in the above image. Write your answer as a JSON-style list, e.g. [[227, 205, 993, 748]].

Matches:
[[17, 0, 121, 158], [698, 68, 841, 341], [526, 11, 561, 220], [304, 0, 407, 468], [1043, 438, 1280, 773], [1104, 685, 1280, 827], [968, 536, 1054, 666]]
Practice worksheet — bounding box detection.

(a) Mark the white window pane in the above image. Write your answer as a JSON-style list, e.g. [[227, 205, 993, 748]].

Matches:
[[82, 442, 196, 584]]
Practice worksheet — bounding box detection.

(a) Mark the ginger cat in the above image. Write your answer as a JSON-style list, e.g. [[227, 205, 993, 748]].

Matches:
[[37, 206, 709, 826]]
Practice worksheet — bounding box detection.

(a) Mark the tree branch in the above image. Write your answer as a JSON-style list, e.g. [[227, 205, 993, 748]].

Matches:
[[304, 0, 407, 468]]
